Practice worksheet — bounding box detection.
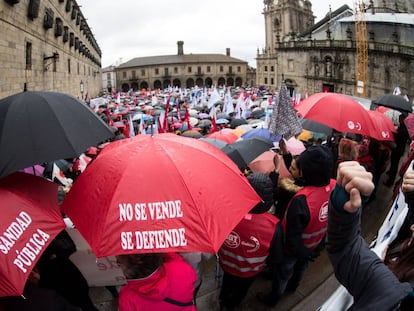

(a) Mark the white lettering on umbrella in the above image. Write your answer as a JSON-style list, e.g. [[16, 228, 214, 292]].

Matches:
[[119, 200, 184, 222], [13, 229, 51, 273], [0, 211, 32, 255], [120, 228, 187, 250]]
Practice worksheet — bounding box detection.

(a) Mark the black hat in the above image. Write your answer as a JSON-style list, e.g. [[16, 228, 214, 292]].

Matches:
[[297, 145, 333, 187], [247, 173, 274, 214]]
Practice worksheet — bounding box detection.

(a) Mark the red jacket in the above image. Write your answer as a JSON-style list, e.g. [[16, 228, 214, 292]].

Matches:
[[219, 213, 279, 278], [283, 179, 336, 251], [118, 253, 196, 311]]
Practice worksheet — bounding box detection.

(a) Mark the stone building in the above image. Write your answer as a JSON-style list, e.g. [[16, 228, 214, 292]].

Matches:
[[0, 0, 102, 99], [115, 41, 249, 91], [102, 65, 116, 93], [256, 0, 414, 100]]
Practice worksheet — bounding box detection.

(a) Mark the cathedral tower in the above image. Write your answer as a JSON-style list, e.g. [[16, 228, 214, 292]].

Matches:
[[263, 0, 314, 51]]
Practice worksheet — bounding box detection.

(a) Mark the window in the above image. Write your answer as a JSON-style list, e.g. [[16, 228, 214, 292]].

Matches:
[[188, 67, 192, 73], [264, 77, 268, 84], [67, 58, 70, 73], [229, 66, 232, 74], [164, 68, 169, 75], [271, 66, 274, 72], [141, 69, 145, 76], [77, 62, 79, 74], [220, 66, 223, 72], [207, 66, 211, 73], [25, 41, 32, 70], [271, 78, 274, 84], [237, 66, 241, 72], [132, 70, 136, 79], [107, 73, 111, 80], [197, 66, 201, 74], [265, 66, 268, 72], [122, 72, 126, 78], [174, 67, 178, 74], [155, 68, 159, 75]]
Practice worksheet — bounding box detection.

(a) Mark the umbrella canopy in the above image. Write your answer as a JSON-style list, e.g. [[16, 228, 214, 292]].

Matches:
[[300, 118, 333, 135], [367, 110, 396, 141], [373, 94, 412, 113], [221, 137, 274, 171], [248, 151, 291, 178], [199, 137, 228, 149], [0, 172, 65, 297], [241, 127, 282, 142], [206, 131, 239, 144], [0, 91, 114, 178], [230, 118, 248, 129], [296, 92, 375, 137], [61, 134, 261, 257], [180, 130, 203, 138]]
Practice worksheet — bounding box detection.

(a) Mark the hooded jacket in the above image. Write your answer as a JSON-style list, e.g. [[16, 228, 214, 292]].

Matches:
[[118, 253, 196, 311]]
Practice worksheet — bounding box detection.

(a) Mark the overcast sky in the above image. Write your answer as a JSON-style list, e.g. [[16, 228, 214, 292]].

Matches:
[[77, 1, 354, 68]]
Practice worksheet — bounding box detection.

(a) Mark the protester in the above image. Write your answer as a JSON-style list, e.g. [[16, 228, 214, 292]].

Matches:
[[218, 173, 280, 310], [326, 161, 414, 310], [384, 113, 409, 187], [116, 252, 196, 311], [257, 145, 335, 307]]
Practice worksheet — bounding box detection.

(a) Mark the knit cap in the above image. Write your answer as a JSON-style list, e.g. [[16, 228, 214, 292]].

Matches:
[[247, 172, 274, 213], [297, 145, 333, 186]]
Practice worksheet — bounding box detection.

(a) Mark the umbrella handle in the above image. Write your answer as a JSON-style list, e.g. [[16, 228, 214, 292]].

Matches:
[[215, 254, 223, 288]]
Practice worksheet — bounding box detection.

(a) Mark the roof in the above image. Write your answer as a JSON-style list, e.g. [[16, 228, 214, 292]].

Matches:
[[339, 13, 414, 25], [117, 54, 247, 69]]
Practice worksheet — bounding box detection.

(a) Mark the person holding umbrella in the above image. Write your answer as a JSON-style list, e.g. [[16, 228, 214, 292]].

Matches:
[[115, 252, 196, 311], [257, 145, 336, 307], [218, 172, 280, 310]]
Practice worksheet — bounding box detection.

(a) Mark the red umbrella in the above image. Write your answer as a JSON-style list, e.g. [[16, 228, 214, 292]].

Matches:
[[0, 172, 65, 297], [62, 134, 261, 257], [296, 93, 375, 136], [206, 130, 239, 143], [367, 110, 396, 141]]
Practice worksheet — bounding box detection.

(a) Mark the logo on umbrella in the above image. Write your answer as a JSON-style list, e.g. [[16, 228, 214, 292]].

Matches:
[[347, 121, 362, 131]]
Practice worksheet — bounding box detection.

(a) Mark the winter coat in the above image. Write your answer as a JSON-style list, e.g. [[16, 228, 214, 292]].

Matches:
[[326, 184, 412, 311], [118, 253, 196, 311]]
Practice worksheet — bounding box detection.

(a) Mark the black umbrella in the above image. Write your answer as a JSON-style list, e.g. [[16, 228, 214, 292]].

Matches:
[[373, 94, 412, 113], [221, 137, 274, 171], [230, 118, 248, 129], [301, 118, 333, 135], [0, 91, 114, 178], [199, 137, 228, 149]]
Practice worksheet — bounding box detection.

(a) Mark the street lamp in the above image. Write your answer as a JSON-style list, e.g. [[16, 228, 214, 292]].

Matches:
[[80, 80, 84, 100]]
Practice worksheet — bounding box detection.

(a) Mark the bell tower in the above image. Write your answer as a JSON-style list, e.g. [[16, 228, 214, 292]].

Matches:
[[263, 0, 314, 50]]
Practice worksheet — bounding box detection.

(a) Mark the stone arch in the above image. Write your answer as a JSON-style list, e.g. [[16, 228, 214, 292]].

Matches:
[[131, 82, 139, 91], [121, 83, 129, 92], [195, 78, 204, 87], [186, 78, 195, 88], [218, 77, 225, 86], [153, 80, 162, 89], [163, 79, 171, 89], [205, 77, 213, 87], [227, 78, 234, 87], [140, 81, 149, 89], [173, 79, 181, 87], [235, 77, 243, 87]]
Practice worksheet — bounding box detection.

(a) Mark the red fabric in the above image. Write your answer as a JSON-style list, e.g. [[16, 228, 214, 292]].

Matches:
[[219, 213, 279, 278], [118, 253, 196, 311], [282, 179, 336, 251]]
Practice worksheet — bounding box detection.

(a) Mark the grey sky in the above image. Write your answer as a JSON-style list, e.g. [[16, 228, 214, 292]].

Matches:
[[77, 1, 353, 68]]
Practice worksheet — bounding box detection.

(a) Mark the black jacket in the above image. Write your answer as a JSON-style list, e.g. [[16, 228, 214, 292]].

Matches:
[[326, 185, 412, 310]]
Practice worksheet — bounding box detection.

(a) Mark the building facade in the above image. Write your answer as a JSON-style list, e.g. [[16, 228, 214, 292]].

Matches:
[[256, 0, 414, 100], [102, 65, 116, 93], [0, 0, 102, 99], [115, 41, 249, 91]]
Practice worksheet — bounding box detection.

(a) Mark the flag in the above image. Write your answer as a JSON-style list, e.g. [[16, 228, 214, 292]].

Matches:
[[158, 110, 166, 133], [393, 86, 401, 95], [184, 108, 192, 131], [223, 89, 234, 115], [73, 154, 92, 173], [128, 115, 135, 137], [208, 87, 221, 108], [116, 92, 121, 104], [52, 163, 71, 187], [163, 96, 170, 132], [209, 106, 218, 134], [139, 115, 146, 135]]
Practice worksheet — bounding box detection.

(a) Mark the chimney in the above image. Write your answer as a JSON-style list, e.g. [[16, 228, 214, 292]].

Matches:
[[177, 41, 184, 55], [226, 48, 230, 56]]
